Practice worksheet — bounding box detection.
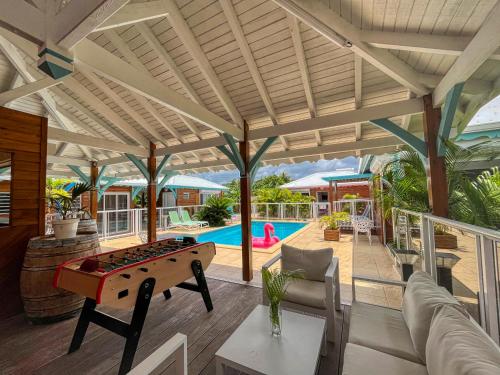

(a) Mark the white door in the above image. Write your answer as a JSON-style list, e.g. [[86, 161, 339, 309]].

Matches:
[[163, 191, 176, 207]]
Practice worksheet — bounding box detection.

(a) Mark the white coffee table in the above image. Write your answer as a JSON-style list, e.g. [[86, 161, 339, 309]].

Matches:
[[215, 304, 326, 375]]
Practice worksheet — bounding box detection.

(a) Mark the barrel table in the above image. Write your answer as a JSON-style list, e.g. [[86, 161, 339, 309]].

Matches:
[[20, 232, 100, 324], [77, 219, 98, 234]]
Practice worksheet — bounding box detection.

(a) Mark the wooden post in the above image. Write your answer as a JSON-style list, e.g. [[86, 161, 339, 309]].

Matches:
[[147, 142, 157, 243], [240, 121, 252, 281], [328, 180, 334, 214], [89, 162, 98, 220], [423, 95, 448, 217]]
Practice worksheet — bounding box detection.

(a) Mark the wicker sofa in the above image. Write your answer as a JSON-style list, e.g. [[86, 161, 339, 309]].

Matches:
[[342, 271, 500, 375]]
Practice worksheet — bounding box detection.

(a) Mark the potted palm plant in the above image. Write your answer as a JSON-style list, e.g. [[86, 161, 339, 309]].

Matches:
[[48, 182, 94, 239], [320, 211, 350, 241]]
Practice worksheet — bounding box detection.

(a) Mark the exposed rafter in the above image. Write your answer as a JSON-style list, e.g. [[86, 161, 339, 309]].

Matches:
[[220, 0, 288, 149], [78, 65, 168, 147], [74, 39, 243, 139], [63, 77, 151, 147], [162, 0, 243, 126], [93, 1, 169, 32], [103, 30, 187, 142], [433, 1, 500, 106], [287, 14, 320, 146], [360, 30, 500, 61], [54, 0, 129, 49], [0, 76, 64, 106], [48, 127, 148, 157], [273, 0, 429, 96]]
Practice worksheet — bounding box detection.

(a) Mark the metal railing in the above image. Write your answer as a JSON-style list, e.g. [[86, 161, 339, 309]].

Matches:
[[391, 207, 500, 344], [93, 199, 373, 240]]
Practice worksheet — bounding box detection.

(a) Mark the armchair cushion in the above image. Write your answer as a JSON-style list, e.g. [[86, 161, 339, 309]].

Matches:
[[283, 278, 326, 309], [342, 343, 428, 375], [402, 271, 466, 363], [281, 244, 333, 282], [426, 305, 500, 375], [349, 301, 421, 363]]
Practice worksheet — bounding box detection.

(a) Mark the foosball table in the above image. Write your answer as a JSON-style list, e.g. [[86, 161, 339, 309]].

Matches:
[[54, 237, 216, 375]]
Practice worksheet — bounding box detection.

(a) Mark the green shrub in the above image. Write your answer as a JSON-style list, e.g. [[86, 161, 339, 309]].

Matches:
[[195, 195, 233, 227]]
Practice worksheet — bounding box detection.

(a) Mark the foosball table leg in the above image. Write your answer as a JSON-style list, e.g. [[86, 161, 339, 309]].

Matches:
[[68, 298, 97, 353], [118, 277, 156, 375], [191, 260, 213, 312], [177, 260, 213, 312], [163, 289, 172, 300]]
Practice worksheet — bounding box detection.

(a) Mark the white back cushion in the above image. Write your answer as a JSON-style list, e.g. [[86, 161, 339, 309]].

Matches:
[[426, 305, 500, 375], [402, 271, 465, 362]]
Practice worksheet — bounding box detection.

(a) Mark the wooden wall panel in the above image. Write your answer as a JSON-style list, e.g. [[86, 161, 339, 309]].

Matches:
[[0, 107, 47, 319]]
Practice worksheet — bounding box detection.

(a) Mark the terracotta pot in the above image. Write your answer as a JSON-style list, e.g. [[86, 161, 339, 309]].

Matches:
[[324, 229, 340, 241], [434, 233, 458, 249]]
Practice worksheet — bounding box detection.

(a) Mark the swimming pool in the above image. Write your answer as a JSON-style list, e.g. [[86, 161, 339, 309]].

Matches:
[[197, 221, 307, 247]]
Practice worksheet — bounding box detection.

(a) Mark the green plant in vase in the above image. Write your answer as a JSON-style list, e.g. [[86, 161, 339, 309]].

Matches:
[[262, 268, 303, 336]]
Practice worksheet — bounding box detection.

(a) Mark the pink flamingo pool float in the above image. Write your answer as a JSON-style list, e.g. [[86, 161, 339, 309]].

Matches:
[[252, 223, 280, 248]]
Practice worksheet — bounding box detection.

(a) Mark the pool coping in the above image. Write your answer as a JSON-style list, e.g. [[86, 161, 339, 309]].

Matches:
[[213, 220, 315, 254]]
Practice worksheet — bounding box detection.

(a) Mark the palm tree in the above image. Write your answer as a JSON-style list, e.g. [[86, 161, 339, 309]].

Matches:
[[380, 141, 500, 229]]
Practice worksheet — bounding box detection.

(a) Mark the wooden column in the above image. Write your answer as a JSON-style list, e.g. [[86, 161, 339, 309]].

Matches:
[[240, 121, 252, 281], [328, 180, 334, 214], [89, 162, 98, 220], [147, 142, 157, 243], [423, 95, 448, 217]]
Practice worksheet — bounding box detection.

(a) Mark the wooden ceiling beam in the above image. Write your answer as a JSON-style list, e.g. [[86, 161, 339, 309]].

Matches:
[[162, 0, 243, 126], [274, 0, 429, 96], [74, 39, 243, 139], [55, 0, 129, 49], [220, 0, 287, 149], [63, 77, 151, 147], [103, 29, 188, 142], [48, 127, 149, 157], [93, 1, 169, 32], [433, 1, 500, 106], [78, 65, 168, 147], [360, 30, 500, 61]]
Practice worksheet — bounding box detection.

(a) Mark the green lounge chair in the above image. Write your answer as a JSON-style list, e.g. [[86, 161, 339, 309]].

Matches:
[[168, 211, 197, 229], [181, 210, 209, 227]]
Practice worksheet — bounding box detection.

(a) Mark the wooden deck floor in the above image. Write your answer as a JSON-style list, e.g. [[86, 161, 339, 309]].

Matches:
[[0, 278, 349, 375]]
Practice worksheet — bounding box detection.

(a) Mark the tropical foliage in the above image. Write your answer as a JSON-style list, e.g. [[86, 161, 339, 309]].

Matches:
[[320, 211, 350, 230], [47, 182, 94, 219], [225, 173, 292, 201], [379, 141, 500, 229], [195, 195, 233, 227]]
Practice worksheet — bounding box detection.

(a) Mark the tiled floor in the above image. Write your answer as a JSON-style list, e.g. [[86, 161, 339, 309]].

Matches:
[[100, 222, 402, 307]]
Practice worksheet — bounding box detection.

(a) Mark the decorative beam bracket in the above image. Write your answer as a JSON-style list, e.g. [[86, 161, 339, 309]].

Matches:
[[437, 82, 464, 157], [370, 118, 428, 157], [68, 165, 90, 184], [126, 154, 150, 182], [98, 177, 122, 201], [249, 136, 277, 173]]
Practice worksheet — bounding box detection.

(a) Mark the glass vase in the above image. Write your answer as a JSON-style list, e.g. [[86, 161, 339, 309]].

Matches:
[[269, 301, 282, 337]]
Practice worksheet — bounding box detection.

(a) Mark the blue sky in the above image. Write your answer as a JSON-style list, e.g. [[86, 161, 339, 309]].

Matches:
[[191, 156, 359, 185]]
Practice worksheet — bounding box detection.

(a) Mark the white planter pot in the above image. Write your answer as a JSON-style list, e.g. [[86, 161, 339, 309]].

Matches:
[[53, 218, 80, 239]]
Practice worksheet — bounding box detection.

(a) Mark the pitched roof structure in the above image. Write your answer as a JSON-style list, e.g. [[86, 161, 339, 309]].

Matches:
[[0, 0, 499, 180], [280, 169, 370, 189], [113, 174, 228, 190]]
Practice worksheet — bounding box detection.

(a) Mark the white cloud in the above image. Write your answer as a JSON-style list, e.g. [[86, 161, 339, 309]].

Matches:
[[190, 156, 359, 185]]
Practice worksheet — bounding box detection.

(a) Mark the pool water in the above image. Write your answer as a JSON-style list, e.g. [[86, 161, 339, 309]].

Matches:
[[197, 221, 307, 247]]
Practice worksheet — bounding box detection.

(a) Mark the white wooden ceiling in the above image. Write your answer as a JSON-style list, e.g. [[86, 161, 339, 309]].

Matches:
[[0, 0, 499, 177]]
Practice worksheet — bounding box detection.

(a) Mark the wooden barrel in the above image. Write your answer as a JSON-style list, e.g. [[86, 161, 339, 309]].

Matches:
[[20, 232, 100, 324], [77, 219, 98, 234]]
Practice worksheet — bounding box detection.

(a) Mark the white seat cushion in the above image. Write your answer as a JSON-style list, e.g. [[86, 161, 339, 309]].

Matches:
[[402, 271, 466, 362], [426, 305, 500, 375], [342, 343, 428, 375], [349, 301, 421, 363], [283, 278, 326, 309]]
